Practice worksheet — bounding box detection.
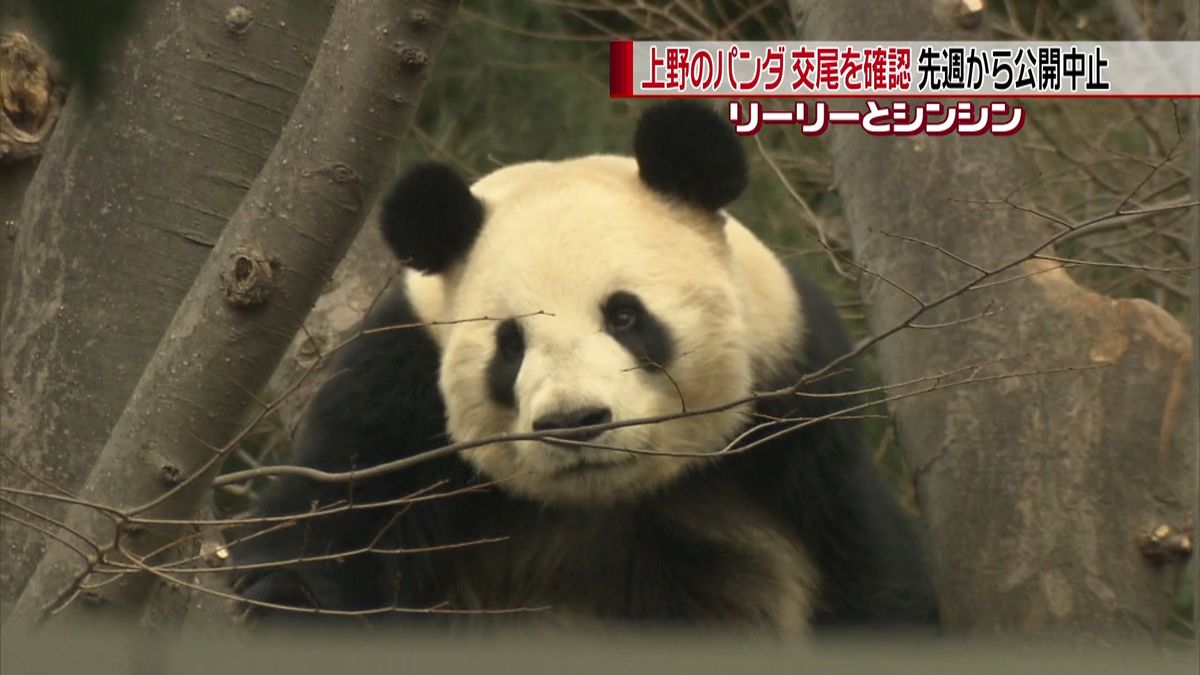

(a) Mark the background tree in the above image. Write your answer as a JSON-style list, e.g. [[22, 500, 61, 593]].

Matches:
[[0, 0, 335, 620], [791, 0, 1195, 637], [2, 0, 459, 627]]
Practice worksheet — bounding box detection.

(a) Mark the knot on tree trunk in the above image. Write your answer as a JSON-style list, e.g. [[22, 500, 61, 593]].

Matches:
[[1, 32, 65, 162], [221, 245, 275, 308], [399, 46, 429, 70], [224, 6, 253, 36]]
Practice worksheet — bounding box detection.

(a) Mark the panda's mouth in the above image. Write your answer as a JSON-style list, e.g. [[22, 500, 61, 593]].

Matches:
[[539, 432, 613, 453]]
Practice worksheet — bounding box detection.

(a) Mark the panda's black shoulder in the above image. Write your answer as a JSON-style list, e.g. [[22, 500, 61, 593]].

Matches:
[[732, 261, 939, 628], [288, 281, 448, 473], [229, 280, 478, 618], [235, 279, 463, 537], [787, 265, 858, 384]]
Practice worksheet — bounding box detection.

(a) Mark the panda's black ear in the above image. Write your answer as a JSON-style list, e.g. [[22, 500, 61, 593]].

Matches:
[[634, 101, 747, 211], [380, 162, 484, 273]]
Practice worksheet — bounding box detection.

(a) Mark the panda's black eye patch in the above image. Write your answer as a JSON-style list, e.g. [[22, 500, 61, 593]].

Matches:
[[487, 319, 524, 408], [604, 297, 640, 333], [603, 291, 674, 369], [496, 320, 524, 361]]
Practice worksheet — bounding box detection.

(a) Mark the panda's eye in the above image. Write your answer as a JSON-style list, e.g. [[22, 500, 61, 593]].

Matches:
[[602, 291, 673, 370], [607, 306, 638, 332], [495, 320, 524, 361], [603, 293, 643, 333]]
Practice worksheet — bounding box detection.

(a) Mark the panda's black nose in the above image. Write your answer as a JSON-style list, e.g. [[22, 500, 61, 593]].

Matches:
[[532, 407, 613, 443]]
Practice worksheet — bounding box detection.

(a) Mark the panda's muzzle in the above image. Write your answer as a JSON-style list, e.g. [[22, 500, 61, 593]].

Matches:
[[532, 406, 612, 446]]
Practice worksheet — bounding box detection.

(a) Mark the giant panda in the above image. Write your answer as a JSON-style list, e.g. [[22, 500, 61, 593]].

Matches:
[[230, 101, 938, 633]]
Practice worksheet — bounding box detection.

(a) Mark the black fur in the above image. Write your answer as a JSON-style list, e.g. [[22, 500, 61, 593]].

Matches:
[[486, 319, 523, 408], [634, 101, 747, 211], [230, 270, 937, 630], [730, 264, 940, 626], [230, 281, 464, 616], [380, 162, 484, 273], [603, 291, 675, 369]]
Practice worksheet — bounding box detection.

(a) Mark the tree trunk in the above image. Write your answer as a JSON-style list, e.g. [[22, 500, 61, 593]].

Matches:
[[7, 0, 459, 628], [1, 12, 63, 301], [0, 161, 38, 304], [793, 0, 1196, 638], [259, 214, 398, 448], [0, 0, 334, 622]]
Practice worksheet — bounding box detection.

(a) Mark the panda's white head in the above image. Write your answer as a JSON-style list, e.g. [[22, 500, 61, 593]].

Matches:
[[381, 102, 797, 505]]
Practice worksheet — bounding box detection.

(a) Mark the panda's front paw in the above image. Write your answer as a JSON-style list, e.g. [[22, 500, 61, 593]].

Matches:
[[231, 568, 322, 625]]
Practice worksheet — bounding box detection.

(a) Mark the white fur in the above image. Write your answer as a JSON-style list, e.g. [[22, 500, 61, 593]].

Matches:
[[406, 156, 803, 505]]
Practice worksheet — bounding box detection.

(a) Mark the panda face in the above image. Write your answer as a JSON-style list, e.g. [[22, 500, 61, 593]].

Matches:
[[431, 156, 754, 505], [385, 102, 767, 505]]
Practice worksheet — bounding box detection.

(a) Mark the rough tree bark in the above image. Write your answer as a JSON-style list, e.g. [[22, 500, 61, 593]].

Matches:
[[259, 215, 398, 445], [0, 158, 34, 303], [792, 0, 1196, 638], [1, 23, 63, 304], [0, 0, 334, 621], [1, 4, 63, 327], [7, 0, 460, 627]]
